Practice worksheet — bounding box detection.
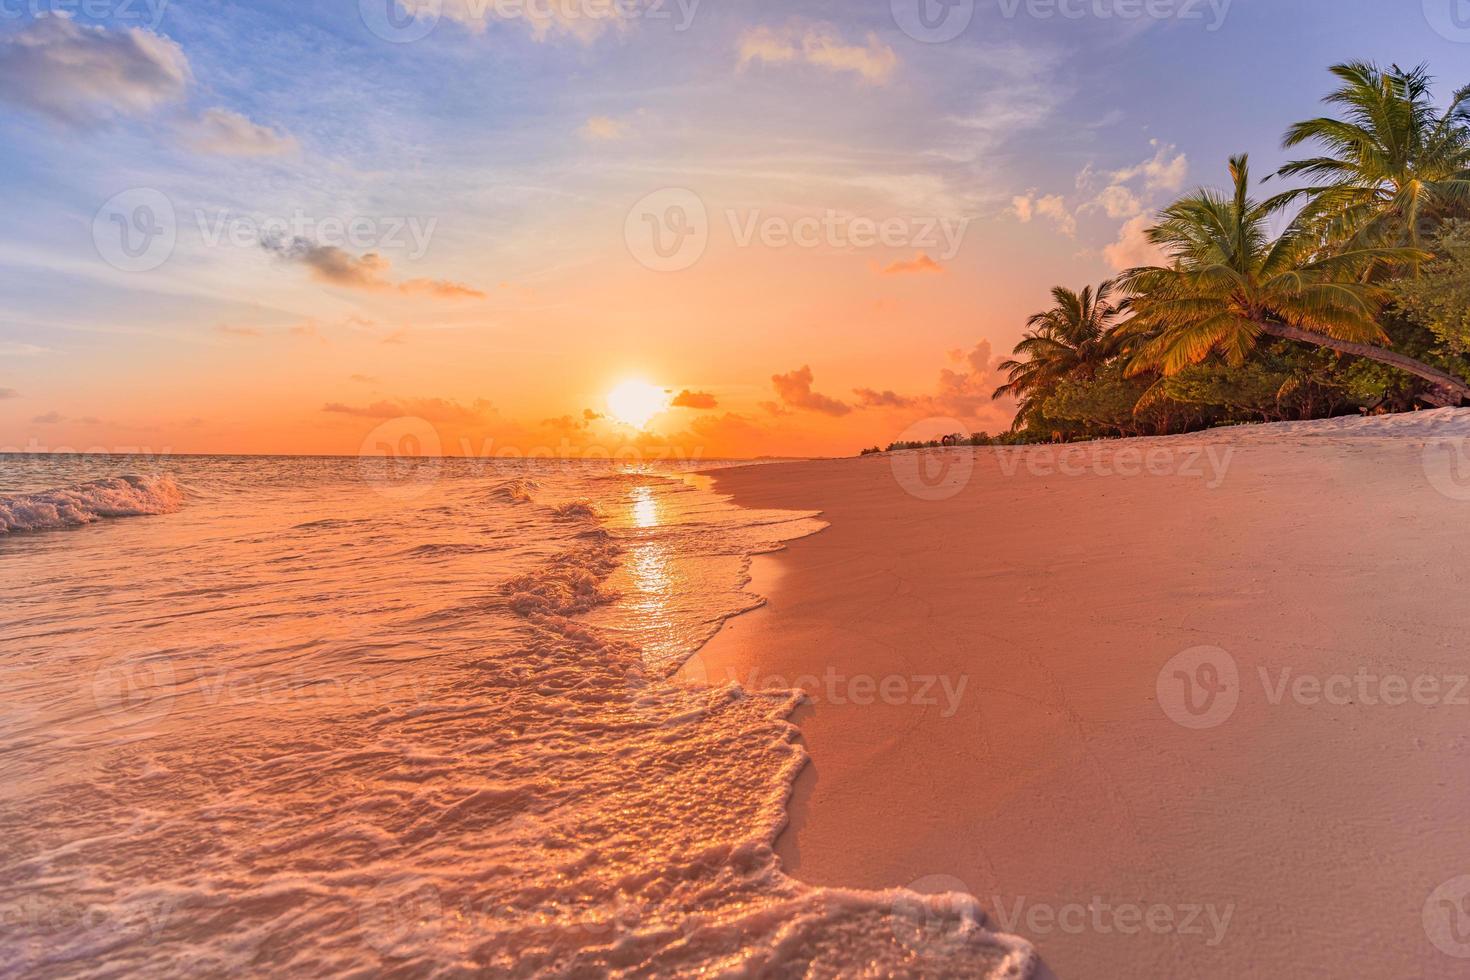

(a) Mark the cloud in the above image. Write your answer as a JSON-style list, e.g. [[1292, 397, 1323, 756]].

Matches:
[[349, 374, 380, 384], [1104, 213, 1166, 271], [1086, 184, 1143, 220], [186, 107, 297, 157], [670, 390, 718, 410], [215, 324, 263, 338], [931, 341, 1010, 419], [738, 24, 897, 85], [772, 366, 852, 416], [1113, 140, 1189, 193], [1012, 192, 1076, 237], [322, 397, 497, 424], [429, 0, 627, 42], [0, 15, 190, 125], [31, 410, 64, 424], [0, 388, 17, 399], [0, 342, 51, 356], [580, 115, 626, 141], [261, 235, 485, 300], [853, 388, 917, 409], [877, 252, 943, 276]]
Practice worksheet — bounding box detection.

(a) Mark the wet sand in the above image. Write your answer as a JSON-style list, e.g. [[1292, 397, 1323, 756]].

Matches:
[[687, 410, 1470, 978]]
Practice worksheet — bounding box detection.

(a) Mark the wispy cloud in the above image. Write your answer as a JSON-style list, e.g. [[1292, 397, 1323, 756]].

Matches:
[[580, 115, 627, 141], [185, 107, 297, 157], [877, 252, 943, 276], [261, 236, 485, 300], [738, 24, 897, 85], [322, 397, 497, 424]]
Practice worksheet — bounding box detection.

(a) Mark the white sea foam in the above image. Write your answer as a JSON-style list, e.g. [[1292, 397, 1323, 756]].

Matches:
[[0, 474, 183, 534], [0, 457, 1034, 977]]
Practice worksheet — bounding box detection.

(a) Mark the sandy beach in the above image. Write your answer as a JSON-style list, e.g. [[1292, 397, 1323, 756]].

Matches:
[[689, 409, 1470, 978]]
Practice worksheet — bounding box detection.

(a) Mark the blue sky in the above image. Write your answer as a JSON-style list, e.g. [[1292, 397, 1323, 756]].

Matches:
[[0, 0, 1464, 455]]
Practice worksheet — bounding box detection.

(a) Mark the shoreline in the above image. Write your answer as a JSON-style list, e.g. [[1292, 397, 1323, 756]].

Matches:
[[686, 410, 1470, 977]]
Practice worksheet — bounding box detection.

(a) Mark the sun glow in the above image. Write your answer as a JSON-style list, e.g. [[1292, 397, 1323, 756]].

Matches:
[[607, 380, 669, 430]]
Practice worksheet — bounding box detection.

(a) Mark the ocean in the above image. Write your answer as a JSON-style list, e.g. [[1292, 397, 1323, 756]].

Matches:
[[0, 454, 1033, 977]]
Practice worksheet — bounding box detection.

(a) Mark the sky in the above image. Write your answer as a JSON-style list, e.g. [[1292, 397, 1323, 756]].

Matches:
[[0, 0, 1466, 459]]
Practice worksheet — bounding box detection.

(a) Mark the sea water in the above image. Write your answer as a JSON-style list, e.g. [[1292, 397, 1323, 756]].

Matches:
[[0, 453, 1033, 977]]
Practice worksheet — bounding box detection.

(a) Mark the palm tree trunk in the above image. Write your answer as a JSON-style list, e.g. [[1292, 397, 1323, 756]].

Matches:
[[1255, 320, 1470, 406]]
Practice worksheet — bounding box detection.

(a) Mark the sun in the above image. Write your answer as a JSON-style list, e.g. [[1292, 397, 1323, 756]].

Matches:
[[606, 379, 668, 430]]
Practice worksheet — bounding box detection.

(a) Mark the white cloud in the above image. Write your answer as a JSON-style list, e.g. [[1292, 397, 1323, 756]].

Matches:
[[186, 108, 297, 157], [0, 14, 189, 125], [738, 24, 897, 85], [1087, 183, 1143, 219], [1012, 191, 1075, 237], [1113, 140, 1189, 193], [1104, 213, 1166, 270]]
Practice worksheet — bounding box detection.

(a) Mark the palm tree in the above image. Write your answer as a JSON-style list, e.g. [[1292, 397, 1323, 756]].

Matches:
[[1120, 155, 1470, 405], [1273, 62, 1470, 251], [993, 281, 1125, 428]]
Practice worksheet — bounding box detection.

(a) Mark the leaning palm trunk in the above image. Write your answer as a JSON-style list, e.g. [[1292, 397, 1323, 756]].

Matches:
[[1255, 320, 1470, 405]]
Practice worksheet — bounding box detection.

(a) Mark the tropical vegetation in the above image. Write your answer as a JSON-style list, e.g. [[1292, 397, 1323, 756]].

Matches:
[[981, 60, 1470, 445]]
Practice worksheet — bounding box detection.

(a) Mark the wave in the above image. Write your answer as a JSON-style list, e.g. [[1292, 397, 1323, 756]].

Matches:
[[0, 474, 183, 534]]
